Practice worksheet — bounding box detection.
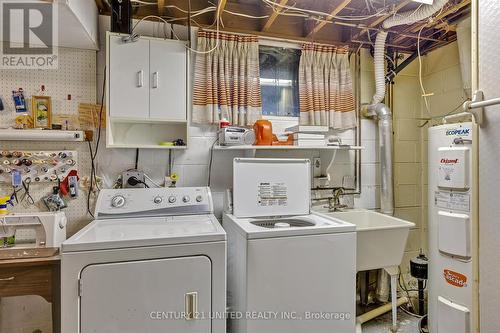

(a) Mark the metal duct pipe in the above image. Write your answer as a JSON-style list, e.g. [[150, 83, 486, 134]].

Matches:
[[368, 103, 394, 215]]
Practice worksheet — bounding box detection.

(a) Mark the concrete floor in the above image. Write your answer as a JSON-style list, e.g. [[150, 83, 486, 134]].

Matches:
[[362, 309, 421, 333]]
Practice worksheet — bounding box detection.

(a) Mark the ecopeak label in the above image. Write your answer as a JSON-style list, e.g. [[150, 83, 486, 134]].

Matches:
[[0, 0, 58, 69], [446, 128, 471, 136]]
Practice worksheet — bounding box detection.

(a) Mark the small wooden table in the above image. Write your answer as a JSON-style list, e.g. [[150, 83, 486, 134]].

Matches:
[[0, 255, 60, 333]]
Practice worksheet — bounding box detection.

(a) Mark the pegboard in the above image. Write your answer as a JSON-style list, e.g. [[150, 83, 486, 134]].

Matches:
[[0, 150, 77, 184], [0, 48, 97, 236], [0, 48, 97, 127]]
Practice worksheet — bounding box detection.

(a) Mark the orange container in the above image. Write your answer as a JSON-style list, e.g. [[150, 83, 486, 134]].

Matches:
[[253, 120, 274, 146]]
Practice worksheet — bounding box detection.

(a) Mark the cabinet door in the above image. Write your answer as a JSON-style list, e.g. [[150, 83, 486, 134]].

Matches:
[[80, 256, 212, 333], [149, 39, 187, 121], [108, 35, 150, 119]]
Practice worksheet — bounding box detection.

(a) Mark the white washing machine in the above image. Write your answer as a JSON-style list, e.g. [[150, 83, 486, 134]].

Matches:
[[223, 158, 356, 333], [61, 187, 226, 333]]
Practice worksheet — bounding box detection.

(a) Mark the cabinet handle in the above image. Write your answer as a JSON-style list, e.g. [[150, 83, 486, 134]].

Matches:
[[185, 292, 198, 321], [0, 277, 14, 282], [137, 70, 144, 88], [153, 72, 159, 89]]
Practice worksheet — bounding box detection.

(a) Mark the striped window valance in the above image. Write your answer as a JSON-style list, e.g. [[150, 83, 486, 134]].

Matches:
[[299, 44, 356, 130], [192, 30, 262, 126]]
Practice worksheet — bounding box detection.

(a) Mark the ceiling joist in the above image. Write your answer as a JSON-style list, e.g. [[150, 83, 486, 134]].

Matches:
[[306, 0, 353, 37], [262, 0, 289, 32], [351, 0, 413, 41], [157, 0, 165, 16], [392, 0, 471, 44], [94, 0, 470, 54]]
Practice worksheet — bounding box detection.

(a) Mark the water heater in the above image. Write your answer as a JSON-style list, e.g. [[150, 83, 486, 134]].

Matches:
[[428, 122, 475, 333]]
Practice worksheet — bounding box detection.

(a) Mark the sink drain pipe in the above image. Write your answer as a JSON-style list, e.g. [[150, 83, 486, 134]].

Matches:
[[355, 297, 409, 333]]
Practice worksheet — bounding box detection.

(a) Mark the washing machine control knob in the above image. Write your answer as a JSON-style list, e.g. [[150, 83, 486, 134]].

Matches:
[[182, 195, 190, 203], [168, 196, 176, 203], [111, 195, 126, 208], [196, 195, 203, 202], [153, 196, 163, 204]]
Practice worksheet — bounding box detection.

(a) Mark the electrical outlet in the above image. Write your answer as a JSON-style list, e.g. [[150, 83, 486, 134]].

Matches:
[[122, 170, 145, 188]]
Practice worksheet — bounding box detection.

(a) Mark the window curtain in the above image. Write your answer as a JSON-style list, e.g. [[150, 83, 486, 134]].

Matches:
[[193, 31, 262, 126], [299, 44, 356, 130]]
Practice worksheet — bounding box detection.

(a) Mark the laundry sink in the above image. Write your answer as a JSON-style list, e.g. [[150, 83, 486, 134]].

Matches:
[[313, 209, 415, 271], [0, 247, 59, 260]]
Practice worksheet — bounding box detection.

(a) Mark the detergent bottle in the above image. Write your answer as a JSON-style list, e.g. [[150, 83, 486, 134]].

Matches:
[[0, 195, 15, 247]]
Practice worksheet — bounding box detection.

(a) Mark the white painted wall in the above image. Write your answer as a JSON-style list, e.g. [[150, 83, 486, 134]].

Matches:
[[96, 16, 383, 218]]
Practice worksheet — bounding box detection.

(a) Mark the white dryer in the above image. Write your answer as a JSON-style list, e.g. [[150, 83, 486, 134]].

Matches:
[[223, 158, 356, 333], [61, 187, 226, 333]]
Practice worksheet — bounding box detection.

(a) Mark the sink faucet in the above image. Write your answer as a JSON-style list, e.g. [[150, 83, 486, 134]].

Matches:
[[328, 188, 348, 212]]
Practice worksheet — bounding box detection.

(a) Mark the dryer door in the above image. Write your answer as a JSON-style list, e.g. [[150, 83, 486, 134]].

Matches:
[[80, 256, 212, 333]]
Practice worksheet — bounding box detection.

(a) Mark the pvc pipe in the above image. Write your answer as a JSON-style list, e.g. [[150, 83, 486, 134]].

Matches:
[[391, 272, 398, 331], [356, 297, 409, 333]]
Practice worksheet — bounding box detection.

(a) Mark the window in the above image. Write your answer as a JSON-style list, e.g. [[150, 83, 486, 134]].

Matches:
[[259, 46, 301, 117]]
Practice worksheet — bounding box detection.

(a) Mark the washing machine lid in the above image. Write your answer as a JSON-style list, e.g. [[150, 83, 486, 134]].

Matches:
[[61, 214, 226, 252], [233, 158, 311, 218], [224, 212, 355, 239]]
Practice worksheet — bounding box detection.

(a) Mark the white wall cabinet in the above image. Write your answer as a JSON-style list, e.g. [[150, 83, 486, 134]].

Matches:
[[150, 40, 187, 121], [106, 32, 189, 149], [109, 35, 150, 119]]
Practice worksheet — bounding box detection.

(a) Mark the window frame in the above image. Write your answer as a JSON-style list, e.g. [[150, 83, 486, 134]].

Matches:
[[258, 38, 301, 126]]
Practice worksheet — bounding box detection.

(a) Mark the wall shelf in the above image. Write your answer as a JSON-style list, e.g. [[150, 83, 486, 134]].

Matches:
[[0, 129, 88, 142], [106, 144, 187, 150], [213, 145, 364, 151]]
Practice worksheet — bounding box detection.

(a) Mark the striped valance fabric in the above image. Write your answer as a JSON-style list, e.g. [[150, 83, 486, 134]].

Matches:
[[299, 44, 356, 130], [192, 30, 262, 126]]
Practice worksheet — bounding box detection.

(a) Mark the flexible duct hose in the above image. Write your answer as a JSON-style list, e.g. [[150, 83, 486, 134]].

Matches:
[[371, 0, 449, 104]]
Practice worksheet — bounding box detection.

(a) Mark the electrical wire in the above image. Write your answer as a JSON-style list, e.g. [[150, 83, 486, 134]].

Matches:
[[261, 0, 391, 21], [86, 65, 106, 218], [417, 25, 432, 117], [144, 174, 162, 188], [186, 1, 222, 54], [224, 9, 270, 19], [132, 15, 182, 40], [207, 137, 219, 187], [135, 148, 139, 170]]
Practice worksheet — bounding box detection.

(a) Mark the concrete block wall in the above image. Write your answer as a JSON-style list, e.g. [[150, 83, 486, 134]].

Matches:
[[359, 49, 423, 276], [420, 41, 467, 254]]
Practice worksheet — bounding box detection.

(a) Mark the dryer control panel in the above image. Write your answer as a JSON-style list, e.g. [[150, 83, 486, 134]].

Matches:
[[94, 187, 213, 219]]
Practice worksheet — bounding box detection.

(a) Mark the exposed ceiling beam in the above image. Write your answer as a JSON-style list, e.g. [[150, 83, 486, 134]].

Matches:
[[351, 0, 412, 40], [217, 0, 228, 16], [158, 0, 165, 16], [306, 0, 353, 37], [409, 0, 471, 33], [392, 0, 470, 44], [262, 0, 289, 32], [202, 25, 346, 47]]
